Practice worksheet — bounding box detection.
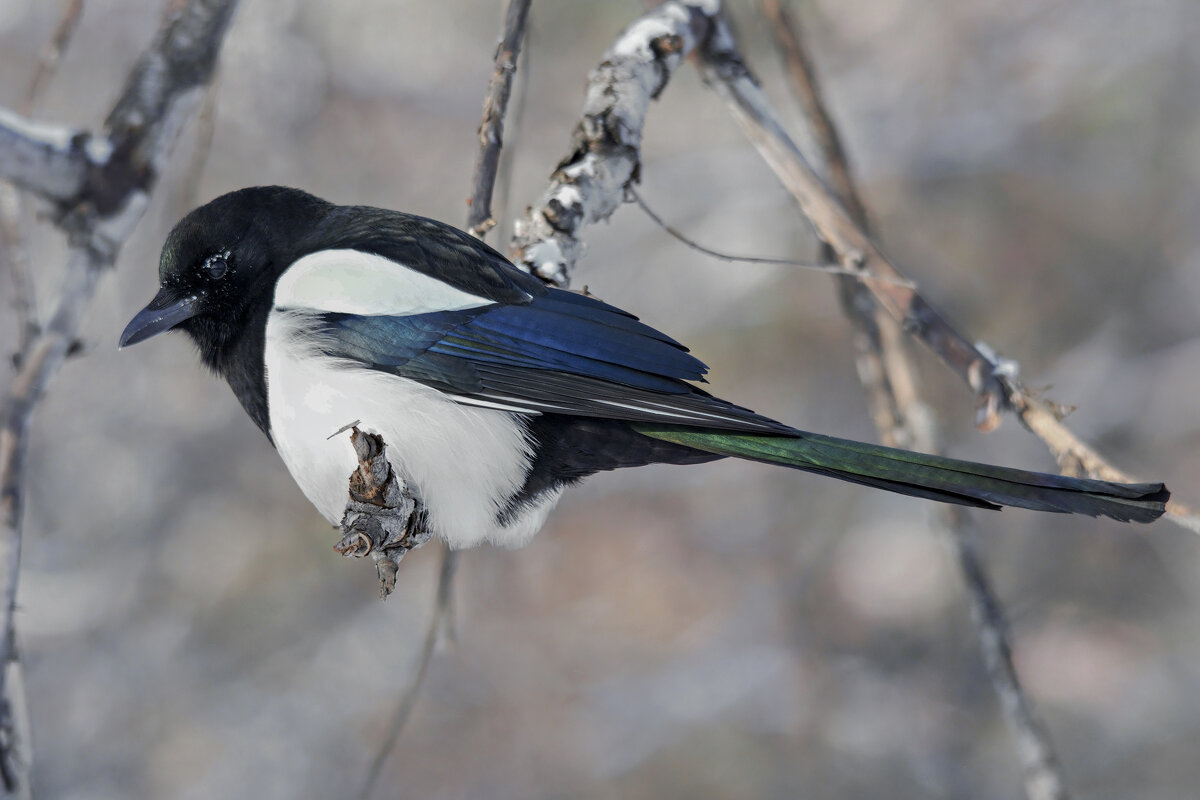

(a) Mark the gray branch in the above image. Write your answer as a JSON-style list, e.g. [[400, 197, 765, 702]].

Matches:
[[0, 0, 239, 793], [755, 5, 1070, 798], [466, 0, 532, 238], [0, 108, 91, 203], [693, 9, 1198, 531], [509, 1, 717, 285]]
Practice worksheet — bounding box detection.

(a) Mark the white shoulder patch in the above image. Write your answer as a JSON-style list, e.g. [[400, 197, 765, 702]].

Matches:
[[274, 249, 494, 316]]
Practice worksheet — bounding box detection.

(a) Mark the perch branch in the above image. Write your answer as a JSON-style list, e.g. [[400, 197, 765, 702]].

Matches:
[[334, 428, 431, 598], [0, 0, 238, 792], [759, 4, 1069, 798], [696, 11, 1190, 532]]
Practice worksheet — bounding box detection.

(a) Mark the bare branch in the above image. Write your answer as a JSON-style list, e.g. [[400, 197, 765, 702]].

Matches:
[[359, 546, 457, 800], [0, 190, 37, 367], [756, 5, 1096, 797], [697, 19, 1009, 426], [0, 0, 239, 791], [466, 0, 532, 237], [696, 12, 1188, 531], [758, 0, 913, 446], [951, 508, 1069, 800], [0, 109, 91, 203], [510, 0, 716, 285], [24, 0, 86, 107], [3, 0, 89, 370]]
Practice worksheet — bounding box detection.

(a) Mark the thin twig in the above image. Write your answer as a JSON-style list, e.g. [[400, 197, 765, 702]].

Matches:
[[359, 546, 457, 800], [758, 4, 1069, 798], [951, 507, 1069, 800], [0, 1, 239, 792], [358, 1, 535, 791], [492, 12, 531, 245], [630, 186, 912, 284], [24, 0, 85, 107], [466, 0, 532, 237]]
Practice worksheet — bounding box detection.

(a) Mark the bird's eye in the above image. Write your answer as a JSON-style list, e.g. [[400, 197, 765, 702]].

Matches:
[[204, 253, 229, 280]]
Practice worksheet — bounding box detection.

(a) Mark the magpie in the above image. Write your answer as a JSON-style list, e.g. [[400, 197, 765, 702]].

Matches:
[[120, 187, 1169, 549]]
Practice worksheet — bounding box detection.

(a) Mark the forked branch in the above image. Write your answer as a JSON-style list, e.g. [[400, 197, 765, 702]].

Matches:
[[0, 0, 239, 792]]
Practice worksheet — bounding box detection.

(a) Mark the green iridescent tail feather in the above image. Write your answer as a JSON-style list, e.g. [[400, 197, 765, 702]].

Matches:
[[631, 424, 1169, 524]]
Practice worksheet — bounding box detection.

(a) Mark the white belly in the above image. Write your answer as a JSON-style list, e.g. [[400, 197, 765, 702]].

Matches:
[[263, 311, 560, 549]]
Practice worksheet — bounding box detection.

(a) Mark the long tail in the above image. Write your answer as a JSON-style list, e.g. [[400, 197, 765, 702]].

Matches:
[[631, 424, 1169, 524]]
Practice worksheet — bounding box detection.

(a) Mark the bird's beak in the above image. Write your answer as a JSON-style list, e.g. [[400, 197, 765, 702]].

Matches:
[[119, 288, 203, 348]]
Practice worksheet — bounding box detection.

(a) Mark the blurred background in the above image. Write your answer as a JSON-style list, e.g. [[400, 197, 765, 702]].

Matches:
[[2, 0, 1198, 797]]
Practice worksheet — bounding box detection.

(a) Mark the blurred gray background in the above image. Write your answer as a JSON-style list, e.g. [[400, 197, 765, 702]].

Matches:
[[2, 0, 1198, 798]]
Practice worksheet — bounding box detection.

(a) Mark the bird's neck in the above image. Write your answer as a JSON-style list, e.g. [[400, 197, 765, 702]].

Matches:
[[202, 299, 273, 443]]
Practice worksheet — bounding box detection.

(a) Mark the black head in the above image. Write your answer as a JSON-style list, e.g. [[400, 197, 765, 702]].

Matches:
[[120, 186, 333, 367]]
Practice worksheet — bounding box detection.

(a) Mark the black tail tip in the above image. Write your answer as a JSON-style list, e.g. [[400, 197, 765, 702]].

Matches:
[[1105, 482, 1170, 524]]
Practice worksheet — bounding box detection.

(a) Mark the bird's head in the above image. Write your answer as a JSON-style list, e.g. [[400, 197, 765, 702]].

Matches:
[[120, 186, 331, 365]]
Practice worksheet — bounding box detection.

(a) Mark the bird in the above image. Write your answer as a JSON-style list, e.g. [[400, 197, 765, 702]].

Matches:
[[120, 186, 1169, 549]]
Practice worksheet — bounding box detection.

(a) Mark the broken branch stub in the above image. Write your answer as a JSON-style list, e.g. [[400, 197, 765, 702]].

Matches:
[[336, 428, 431, 598]]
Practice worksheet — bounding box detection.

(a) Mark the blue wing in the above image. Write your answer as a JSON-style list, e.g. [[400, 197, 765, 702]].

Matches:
[[310, 288, 791, 433]]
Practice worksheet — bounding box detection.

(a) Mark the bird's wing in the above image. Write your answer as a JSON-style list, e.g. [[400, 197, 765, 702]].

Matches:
[[307, 288, 793, 434]]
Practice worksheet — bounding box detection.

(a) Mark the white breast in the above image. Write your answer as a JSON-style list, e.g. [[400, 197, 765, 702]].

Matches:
[[263, 308, 560, 550]]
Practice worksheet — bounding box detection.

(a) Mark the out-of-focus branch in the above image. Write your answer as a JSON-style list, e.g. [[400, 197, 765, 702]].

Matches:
[[950, 507, 1068, 800], [0, 188, 37, 368], [359, 547, 457, 800], [696, 11, 1188, 532], [3, 0, 88, 369], [510, 0, 716, 285], [466, 0, 532, 238], [758, 0, 912, 446], [0, 110, 92, 204], [697, 20, 1008, 426], [24, 0, 85, 107], [759, 0, 864, 226], [179, 80, 220, 209], [758, 5, 1071, 798], [0, 1, 239, 793]]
